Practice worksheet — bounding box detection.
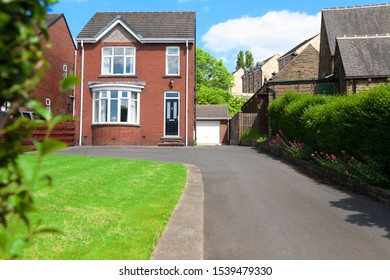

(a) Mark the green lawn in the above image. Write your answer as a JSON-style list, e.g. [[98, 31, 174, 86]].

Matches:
[[21, 154, 186, 260]]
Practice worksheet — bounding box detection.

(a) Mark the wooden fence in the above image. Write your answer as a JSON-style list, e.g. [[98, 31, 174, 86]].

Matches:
[[229, 113, 259, 145], [21, 121, 75, 149]]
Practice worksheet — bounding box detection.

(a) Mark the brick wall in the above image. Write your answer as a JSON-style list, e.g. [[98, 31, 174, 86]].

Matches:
[[33, 15, 75, 116], [220, 120, 229, 144], [75, 26, 195, 146]]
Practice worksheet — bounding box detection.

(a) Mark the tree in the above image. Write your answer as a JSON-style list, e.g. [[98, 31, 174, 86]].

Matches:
[[0, 0, 79, 259], [196, 47, 233, 106], [196, 48, 245, 115], [236, 51, 245, 70], [245, 50, 254, 68], [196, 47, 233, 92]]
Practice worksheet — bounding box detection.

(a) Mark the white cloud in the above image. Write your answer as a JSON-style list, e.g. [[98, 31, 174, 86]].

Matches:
[[201, 10, 321, 70]]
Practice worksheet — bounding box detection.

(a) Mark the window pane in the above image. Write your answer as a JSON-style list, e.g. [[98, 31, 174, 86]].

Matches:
[[110, 99, 118, 122], [113, 57, 124, 74], [122, 91, 128, 98], [111, 91, 118, 99], [114, 48, 124, 55], [165, 92, 179, 98], [130, 99, 137, 123], [131, 92, 137, 100], [168, 47, 179, 55], [168, 56, 179, 75], [103, 48, 112, 55], [126, 57, 134, 74], [101, 91, 107, 98], [103, 57, 111, 74], [126, 48, 134, 55], [94, 100, 99, 122], [120, 100, 128, 122], [101, 99, 108, 122], [93, 92, 99, 99]]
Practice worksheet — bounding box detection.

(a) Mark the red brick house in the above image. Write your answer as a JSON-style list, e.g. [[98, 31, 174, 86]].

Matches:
[[33, 14, 76, 117], [75, 12, 196, 146]]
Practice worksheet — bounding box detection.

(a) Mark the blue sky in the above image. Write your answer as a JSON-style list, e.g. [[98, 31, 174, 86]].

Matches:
[[50, 0, 386, 71]]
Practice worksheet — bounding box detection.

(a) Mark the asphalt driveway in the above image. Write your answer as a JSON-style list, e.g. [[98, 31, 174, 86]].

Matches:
[[57, 145, 390, 259]]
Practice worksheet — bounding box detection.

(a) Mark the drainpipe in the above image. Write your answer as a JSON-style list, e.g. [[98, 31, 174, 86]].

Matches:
[[79, 40, 85, 146], [72, 49, 77, 119], [185, 40, 189, 147]]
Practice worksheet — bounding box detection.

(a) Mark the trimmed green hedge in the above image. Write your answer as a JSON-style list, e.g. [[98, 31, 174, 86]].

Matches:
[[269, 84, 390, 177]]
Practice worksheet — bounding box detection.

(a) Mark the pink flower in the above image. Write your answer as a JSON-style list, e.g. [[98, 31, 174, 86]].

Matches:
[[331, 154, 337, 161]]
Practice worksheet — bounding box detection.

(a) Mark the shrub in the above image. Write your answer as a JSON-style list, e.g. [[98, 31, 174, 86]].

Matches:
[[269, 83, 390, 179]]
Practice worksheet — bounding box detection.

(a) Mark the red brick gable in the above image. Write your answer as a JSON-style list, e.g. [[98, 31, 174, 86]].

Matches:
[[33, 14, 76, 116]]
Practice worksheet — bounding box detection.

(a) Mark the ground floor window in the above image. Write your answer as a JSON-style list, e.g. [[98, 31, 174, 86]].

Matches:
[[92, 90, 139, 125]]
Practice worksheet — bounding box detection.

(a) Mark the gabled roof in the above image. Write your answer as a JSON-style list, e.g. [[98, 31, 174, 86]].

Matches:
[[322, 4, 390, 56], [46, 13, 63, 27], [196, 105, 230, 120], [336, 35, 390, 78], [76, 12, 195, 43], [279, 34, 319, 59]]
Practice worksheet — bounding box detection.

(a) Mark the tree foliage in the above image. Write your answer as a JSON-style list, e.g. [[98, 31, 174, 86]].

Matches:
[[0, 0, 78, 259], [196, 47, 233, 92], [236, 50, 245, 70], [245, 50, 254, 68]]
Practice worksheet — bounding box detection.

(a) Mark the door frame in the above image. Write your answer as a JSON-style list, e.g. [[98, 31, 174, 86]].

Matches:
[[164, 91, 180, 137]]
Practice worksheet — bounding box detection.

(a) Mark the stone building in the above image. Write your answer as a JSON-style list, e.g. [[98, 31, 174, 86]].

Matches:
[[241, 54, 280, 94], [318, 4, 390, 93]]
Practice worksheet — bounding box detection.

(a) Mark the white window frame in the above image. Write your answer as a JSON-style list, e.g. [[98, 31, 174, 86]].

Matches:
[[101, 46, 136, 76], [92, 89, 140, 125], [166, 46, 180, 76]]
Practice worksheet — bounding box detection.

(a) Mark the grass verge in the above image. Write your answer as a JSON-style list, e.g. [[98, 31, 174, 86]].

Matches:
[[21, 154, 186, 260]]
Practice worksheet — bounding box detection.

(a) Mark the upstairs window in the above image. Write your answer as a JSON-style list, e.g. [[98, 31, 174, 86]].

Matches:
[[102, 47, 136, 75], [166, 47, 180, 76]]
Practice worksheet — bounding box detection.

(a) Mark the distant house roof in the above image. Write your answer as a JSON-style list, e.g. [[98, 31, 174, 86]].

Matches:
[[196, 105, 230, 120], [322, 4, 390, 56], [279, 34, 319, 59], [336, 35, 390, 78], [76, 12, 195, 43]]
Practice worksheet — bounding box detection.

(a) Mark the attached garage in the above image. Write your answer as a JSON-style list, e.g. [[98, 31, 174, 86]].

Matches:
[[196, 105, 231, 145]]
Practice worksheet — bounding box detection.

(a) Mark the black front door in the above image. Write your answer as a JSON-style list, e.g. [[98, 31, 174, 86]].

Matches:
[[165, 99, 179, 136]]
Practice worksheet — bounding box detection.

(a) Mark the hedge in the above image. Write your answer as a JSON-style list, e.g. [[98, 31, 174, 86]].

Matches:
[[268, 84, 390, 176]]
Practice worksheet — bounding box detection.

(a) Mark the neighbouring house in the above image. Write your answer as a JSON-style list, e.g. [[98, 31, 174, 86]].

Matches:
[[334, 35, 390, 93], [32, 13, 76, 117], [242, 54, 280, 94], [75, 12, 196, 146], [277, 34, 320, 71], [231, 68, 252, 99], [318, 4, 390, 92], [241, 35, 324, 132], [196, 104, 230, 145]]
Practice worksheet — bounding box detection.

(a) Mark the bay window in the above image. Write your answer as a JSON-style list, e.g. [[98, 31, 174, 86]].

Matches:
[[93, 90, 139, 124], [102, 47, 136, 75]]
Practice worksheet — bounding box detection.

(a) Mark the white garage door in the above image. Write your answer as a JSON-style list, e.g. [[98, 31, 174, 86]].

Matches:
[[197, 121, 220, 145]]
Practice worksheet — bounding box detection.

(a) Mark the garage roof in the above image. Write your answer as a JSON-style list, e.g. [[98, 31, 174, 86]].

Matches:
[[196, 105, 230, 120]]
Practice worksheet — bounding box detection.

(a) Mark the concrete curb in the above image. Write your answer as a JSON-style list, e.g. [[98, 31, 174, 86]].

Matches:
[[151, 164, 204, 260]]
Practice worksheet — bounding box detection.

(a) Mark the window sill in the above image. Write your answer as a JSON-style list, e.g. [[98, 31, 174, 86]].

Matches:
[[98, 75, 138, 78], [92, 123, 140, 127], [163, 75, 182, 78]]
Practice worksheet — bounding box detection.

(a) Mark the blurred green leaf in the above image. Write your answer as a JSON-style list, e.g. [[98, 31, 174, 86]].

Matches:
[[60, 74, 80, 92]]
